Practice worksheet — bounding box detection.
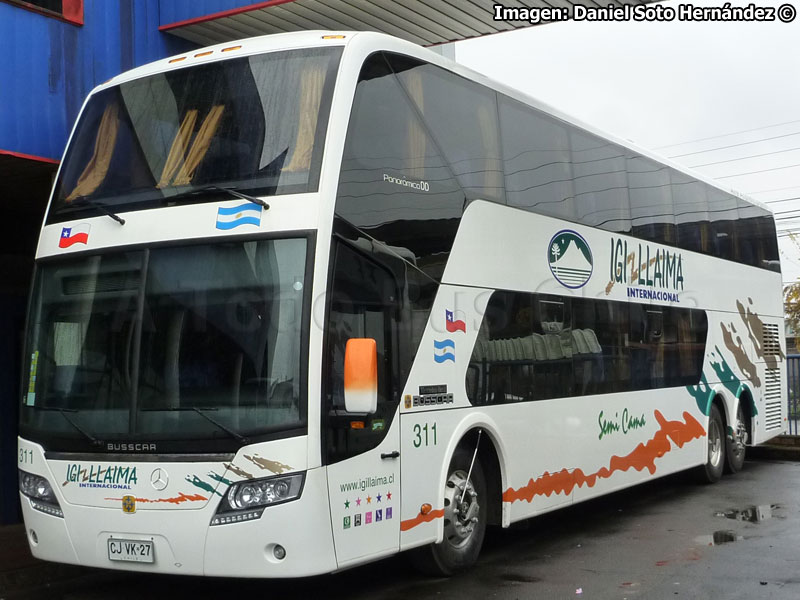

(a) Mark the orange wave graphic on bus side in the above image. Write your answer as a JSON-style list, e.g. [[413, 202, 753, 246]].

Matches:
[[104, 492, 208, 505], [400, 508, 445, 532], [503, 410, 705, 504]]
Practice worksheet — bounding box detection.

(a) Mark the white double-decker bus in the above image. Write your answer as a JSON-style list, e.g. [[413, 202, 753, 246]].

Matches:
[[18, 31, 786, 577]]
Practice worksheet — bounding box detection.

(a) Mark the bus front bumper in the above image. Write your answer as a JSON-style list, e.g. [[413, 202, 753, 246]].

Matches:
[[20, 468, 337, 578]]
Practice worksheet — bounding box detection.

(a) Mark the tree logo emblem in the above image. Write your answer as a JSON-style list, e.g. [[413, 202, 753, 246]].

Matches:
[[548, 230, 593, 289]]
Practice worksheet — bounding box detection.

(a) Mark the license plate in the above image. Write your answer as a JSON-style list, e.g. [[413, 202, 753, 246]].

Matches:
[[107, 538, 154, 563]]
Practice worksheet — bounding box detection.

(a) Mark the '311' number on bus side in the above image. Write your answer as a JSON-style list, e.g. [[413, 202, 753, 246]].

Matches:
[[413, 423, 437, 448]]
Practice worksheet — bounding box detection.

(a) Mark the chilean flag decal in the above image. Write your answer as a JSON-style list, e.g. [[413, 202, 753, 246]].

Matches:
[[445, 309, 466, 333], [59, 223, 91, 248]]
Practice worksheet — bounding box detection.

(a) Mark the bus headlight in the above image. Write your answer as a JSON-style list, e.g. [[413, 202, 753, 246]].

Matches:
[[211, 472, 305, 526], [19, 470, 63, 518]]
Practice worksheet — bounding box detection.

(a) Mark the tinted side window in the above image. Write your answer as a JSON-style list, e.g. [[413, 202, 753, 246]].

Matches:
[[467, 292, 536, 403], [671, 307, 708, 386], [336, 53, 465, 281], [755, 214, 780, 272], [499, 96, 576, 222], [391, 57, 504, 204], [495, 92, 777, 271], [468, 292, 573, 404], [338, 54, 778, 273], [467, 291, 707, 403], [628, 155, 676, 246], [672, 173, 709, 254], [629, 304, 667, 389], [570, 131, 630, 233], [572, 297, 630, 394], [736, 202, 780, 271], [736, 201, 761, 267], [708, 189, 739, 261], [572, 300, 707, 391]]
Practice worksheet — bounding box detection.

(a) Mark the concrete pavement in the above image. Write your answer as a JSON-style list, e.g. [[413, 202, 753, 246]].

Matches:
[[0, 521, 94, 599]]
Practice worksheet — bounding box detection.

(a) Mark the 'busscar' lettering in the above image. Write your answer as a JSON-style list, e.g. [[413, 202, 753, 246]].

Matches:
[[106, 442, 157, 452]]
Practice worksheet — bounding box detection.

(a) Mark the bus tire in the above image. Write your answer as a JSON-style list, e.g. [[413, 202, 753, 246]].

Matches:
[[696, 404, 725, 484], [725, 402, 747, 474], [410, 446, 487, 576]]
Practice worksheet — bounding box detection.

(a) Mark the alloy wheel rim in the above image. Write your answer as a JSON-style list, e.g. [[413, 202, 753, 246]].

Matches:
[[732, 413, 747, 458], [709, 418, 722, 467], [442, 469, 479, 548]]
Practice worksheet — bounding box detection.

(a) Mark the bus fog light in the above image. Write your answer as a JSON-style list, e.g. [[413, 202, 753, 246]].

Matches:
[[273, 545, 286, 560], [29, 529, 38, 545]]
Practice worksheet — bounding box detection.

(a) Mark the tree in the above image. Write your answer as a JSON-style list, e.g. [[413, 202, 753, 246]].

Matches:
[[785, 282, 800, 334], [784, 233, 800, 351]]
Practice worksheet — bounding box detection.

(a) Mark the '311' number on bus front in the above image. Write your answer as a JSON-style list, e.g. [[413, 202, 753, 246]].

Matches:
[[413, 423, 437, 448], [19, 448, 34, 465]]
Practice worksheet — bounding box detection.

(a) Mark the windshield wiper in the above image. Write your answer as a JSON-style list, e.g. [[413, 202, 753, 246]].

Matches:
[[34, 407, 104, 447], [141, 407, 249, 444], [66, 198, 126, 225], [165, 185, 270, 209]]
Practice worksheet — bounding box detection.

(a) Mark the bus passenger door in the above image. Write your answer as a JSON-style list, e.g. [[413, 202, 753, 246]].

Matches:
[[324, 240, 401, 567]]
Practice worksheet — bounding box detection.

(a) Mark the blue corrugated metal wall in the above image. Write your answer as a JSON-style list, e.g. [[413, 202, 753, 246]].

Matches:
[[0, 0, 196, 161], [159, 0, 267, 27]]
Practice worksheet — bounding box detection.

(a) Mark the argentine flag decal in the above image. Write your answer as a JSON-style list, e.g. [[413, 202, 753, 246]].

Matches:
[[215, 202, 262, 230], [433, 339, 456, 363]]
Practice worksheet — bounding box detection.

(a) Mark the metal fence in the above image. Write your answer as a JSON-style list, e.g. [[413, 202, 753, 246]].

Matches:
[[787, 354, 800, 435]]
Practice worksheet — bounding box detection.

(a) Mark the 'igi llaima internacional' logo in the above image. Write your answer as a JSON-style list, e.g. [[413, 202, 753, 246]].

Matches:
[[548, 230, 593, 289]]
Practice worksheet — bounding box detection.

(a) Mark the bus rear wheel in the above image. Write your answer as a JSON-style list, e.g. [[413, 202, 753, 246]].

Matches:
[[725, 402, 747, 474], [410, 447, 487, 576], [696, 404, 725, 483]]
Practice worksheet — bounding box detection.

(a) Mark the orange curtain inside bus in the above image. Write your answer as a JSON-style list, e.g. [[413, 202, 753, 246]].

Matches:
[[65, 103, 120, 202], [157, 109, 198, 188], [172, 105, 225, 186], [283, 65, 325, 173], [405, 70, 426, 178]]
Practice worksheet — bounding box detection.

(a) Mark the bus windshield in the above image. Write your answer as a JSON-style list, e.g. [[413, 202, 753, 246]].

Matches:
[[48, 47, 341, 223], [20, 237, 309, 452]]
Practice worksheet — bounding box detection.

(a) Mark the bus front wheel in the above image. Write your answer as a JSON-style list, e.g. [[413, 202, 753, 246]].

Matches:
[[410, 446, 487, 576]]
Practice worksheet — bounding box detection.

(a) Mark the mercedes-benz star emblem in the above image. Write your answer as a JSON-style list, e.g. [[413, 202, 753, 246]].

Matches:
[[150, 468, 169, 491]]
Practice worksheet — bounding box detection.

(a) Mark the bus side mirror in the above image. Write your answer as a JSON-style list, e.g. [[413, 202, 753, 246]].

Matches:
[[344, 338, 378, 414]]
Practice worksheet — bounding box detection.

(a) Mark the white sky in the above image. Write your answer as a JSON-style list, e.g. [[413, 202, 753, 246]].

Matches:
[[454, 0, 800, 285]]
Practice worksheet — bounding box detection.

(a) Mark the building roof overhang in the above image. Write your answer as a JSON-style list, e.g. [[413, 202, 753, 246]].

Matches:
[[160, 0, 660, 47]]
